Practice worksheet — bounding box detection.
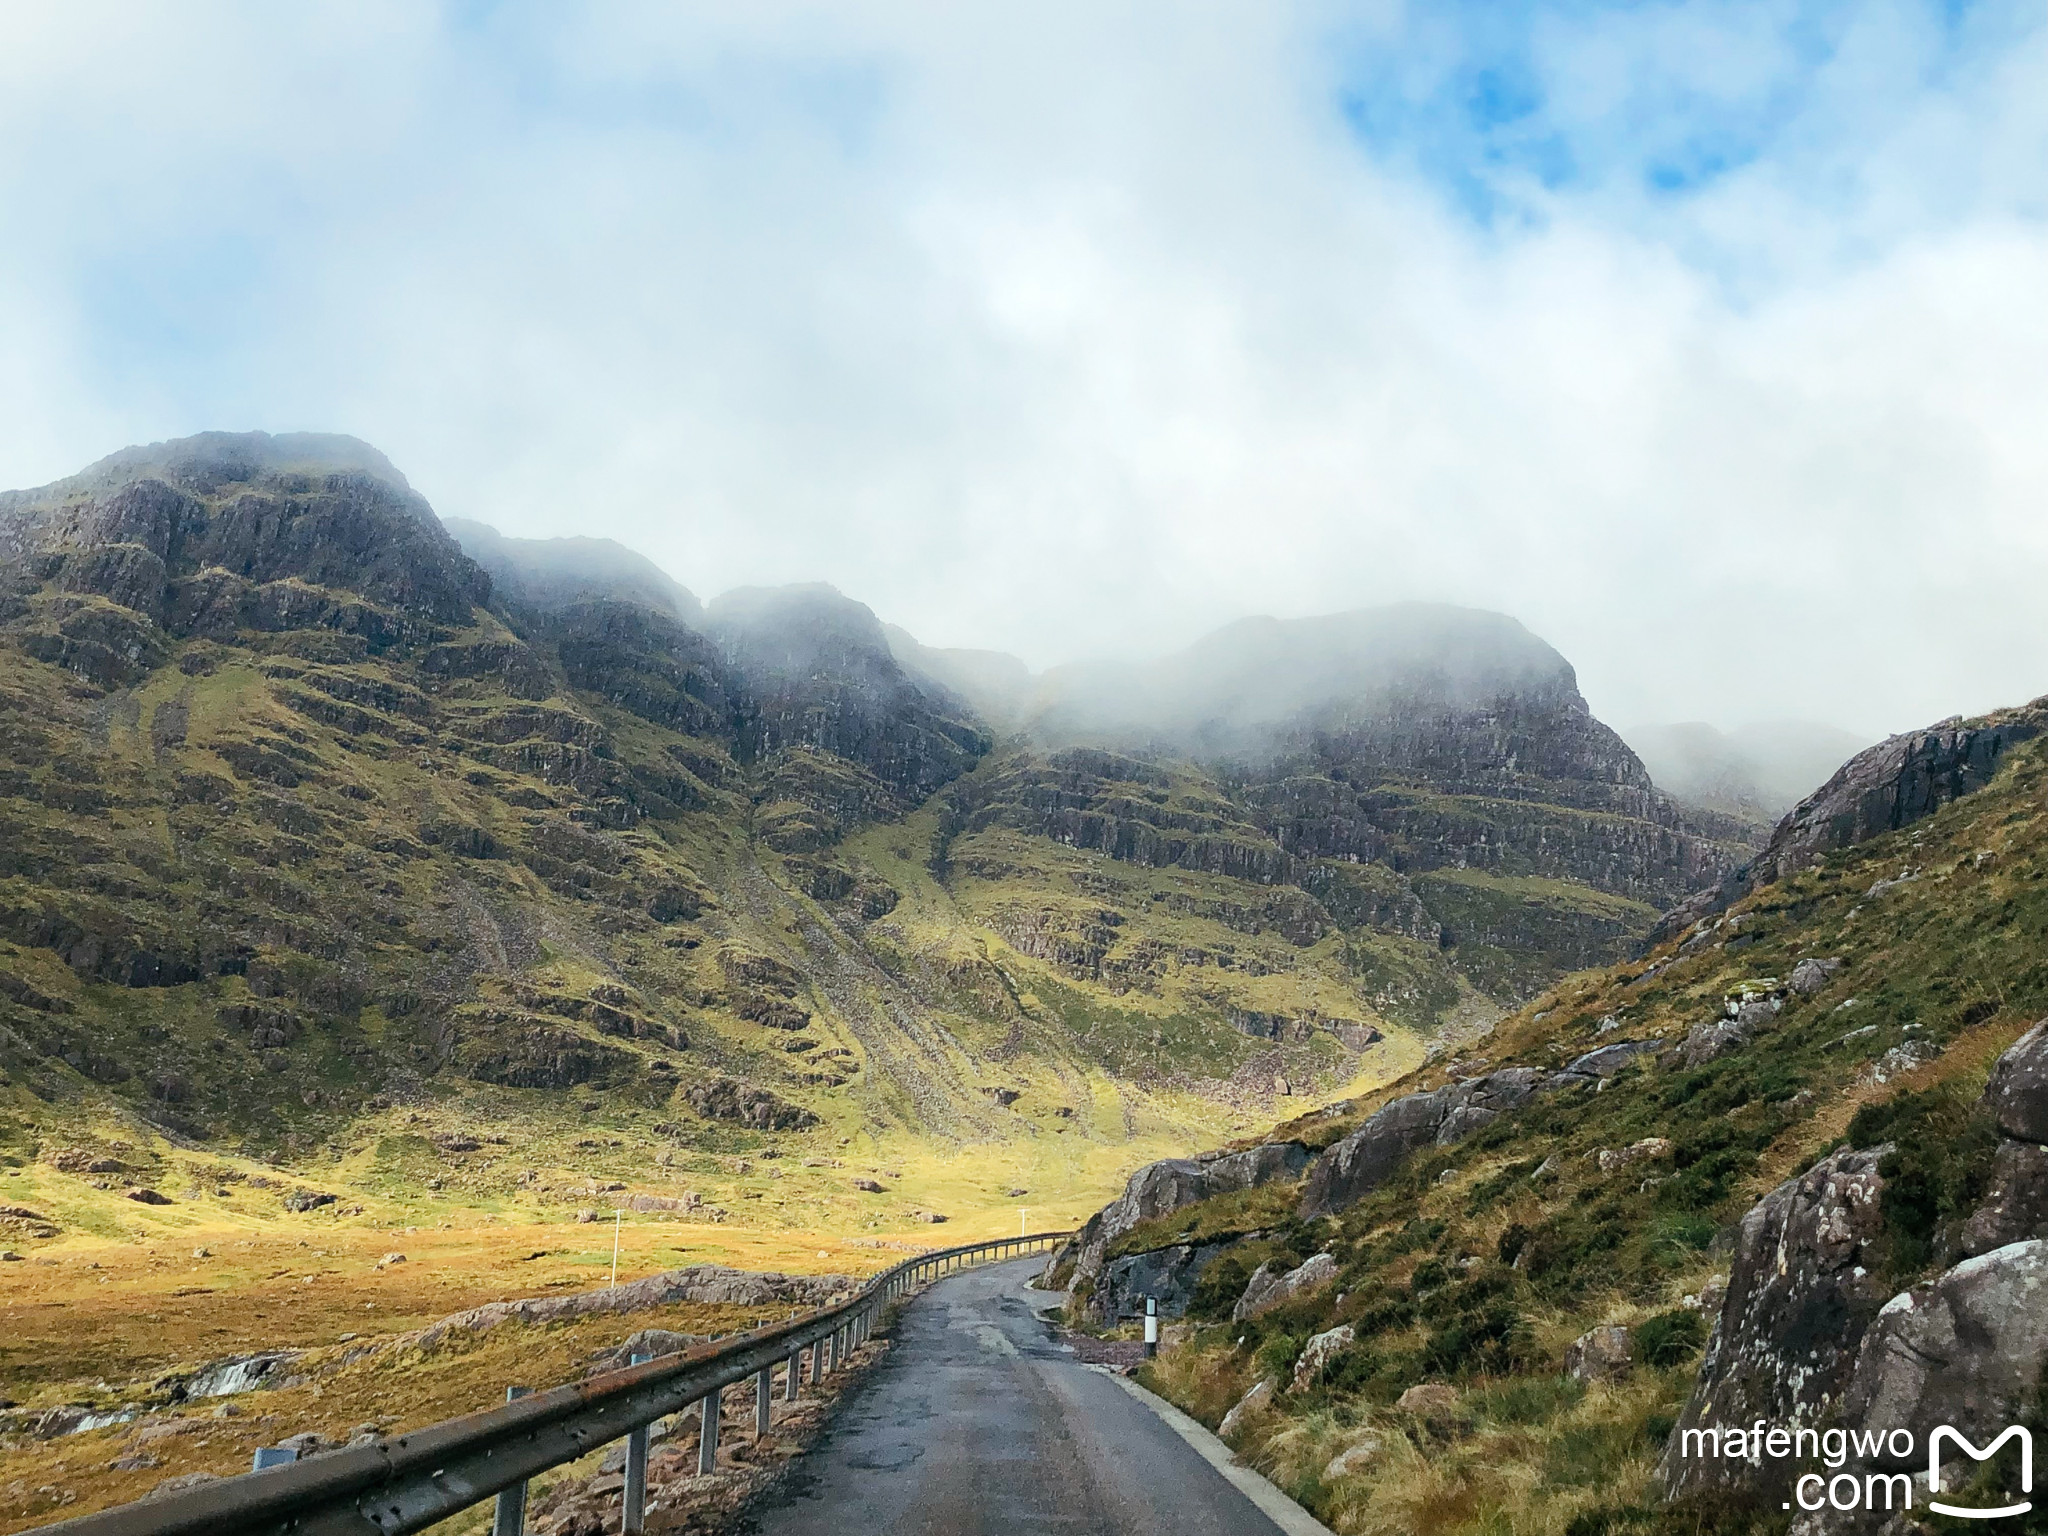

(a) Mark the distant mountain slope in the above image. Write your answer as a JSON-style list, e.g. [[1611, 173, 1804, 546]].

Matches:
[[0, 432, 1758, 1201], [937, 605, 1761, 1007], [882, 623, 1033, 727], [444, 518, 702, 623], [1622, 719, 1873, 824]]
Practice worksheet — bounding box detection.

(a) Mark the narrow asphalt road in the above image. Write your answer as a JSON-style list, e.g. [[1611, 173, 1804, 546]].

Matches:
[[742, 1256, 1299, 1536]]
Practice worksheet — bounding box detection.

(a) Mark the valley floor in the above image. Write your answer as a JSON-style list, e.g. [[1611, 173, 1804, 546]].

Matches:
[[0, 1124, 1298, 1534]]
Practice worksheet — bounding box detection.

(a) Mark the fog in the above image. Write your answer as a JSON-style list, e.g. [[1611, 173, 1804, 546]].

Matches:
[[2, 3, 2045, 740]]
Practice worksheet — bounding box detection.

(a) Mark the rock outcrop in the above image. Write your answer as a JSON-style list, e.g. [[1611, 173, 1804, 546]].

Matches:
[[1298, 1068, 1555, 1219], [1660, 1147, 1892, 1503], [1651, 699, 2048, 944], [1834, 1240, 2048, 1473], [1088, 1242, 1231, 1325], [1233, 1252, 1339, 1321], [1663, 1018, 2048, 1513], [1055, 1141, 1311, 1293], [1958, 1021, 2048, 1255], [1985, 1019, 2048, 1142]]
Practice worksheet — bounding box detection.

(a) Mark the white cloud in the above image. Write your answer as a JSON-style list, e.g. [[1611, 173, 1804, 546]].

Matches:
[[0, 0, 2043, 738]]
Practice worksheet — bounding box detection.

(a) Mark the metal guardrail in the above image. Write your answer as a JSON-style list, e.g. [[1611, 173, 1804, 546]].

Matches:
[[31, 1231, 1073, 1536]]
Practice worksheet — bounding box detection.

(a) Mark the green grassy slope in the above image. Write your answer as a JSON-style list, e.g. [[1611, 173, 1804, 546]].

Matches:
[[1118, 728, 2048, 1536]]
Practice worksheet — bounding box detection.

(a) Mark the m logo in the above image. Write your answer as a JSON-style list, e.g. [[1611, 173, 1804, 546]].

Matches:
[[1929, 1425, 2033, 1520]]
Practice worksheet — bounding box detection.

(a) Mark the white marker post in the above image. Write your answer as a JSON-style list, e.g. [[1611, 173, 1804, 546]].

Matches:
[[1020, 1208, 1027, 1237], [1144, 1296, 1158, 1358], [610, 1210, 622, 1288]]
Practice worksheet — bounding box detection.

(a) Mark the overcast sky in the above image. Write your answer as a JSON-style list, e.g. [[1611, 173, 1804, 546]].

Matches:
[[2, 2, 2044, 738]]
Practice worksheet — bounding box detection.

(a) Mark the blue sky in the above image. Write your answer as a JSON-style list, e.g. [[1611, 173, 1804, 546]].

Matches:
[[0, 1, 2044, 735]]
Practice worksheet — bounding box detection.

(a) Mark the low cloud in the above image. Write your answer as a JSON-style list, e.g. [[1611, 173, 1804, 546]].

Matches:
[[1, 1, 2043, 737]]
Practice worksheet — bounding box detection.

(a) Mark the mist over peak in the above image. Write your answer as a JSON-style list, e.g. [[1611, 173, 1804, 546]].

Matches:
[[1021, 603, 1583, 759], [444, 517, 702, 623], [19, 430, 417, 505]]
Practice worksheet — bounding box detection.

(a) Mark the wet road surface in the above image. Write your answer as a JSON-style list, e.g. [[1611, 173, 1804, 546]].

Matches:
[[744, 1256, 1299, 1536]]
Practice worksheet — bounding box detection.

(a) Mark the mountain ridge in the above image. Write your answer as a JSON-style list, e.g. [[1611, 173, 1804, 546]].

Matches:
[[0, 431, 1756, 1196]]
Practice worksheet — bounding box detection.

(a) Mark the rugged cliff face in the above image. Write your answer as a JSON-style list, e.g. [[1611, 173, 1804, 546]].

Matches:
[[704, 584, 989, 850], [940, 608, 1756, 1010]]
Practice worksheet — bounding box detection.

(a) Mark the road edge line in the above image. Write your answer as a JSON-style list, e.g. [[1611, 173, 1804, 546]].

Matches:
[[1094, 1368, 1338, 1536]]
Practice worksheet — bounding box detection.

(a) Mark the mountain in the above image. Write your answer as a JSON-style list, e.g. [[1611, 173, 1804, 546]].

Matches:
[[943, 606, 1760, 1008], [1054, 689, 2048, 1536], [444, 519, 702, 623], [882, 624, 1034, 727], [0, 431, 1753, 1215], [1028, 605, 1582, 753], [1621, 719, 1873, 825]]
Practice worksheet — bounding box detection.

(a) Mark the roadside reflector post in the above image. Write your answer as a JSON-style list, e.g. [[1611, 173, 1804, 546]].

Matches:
[[494, 1387, 532, 1536], [697, 1385, 721, 1476], [622, 1356, 651, 1534], [252, 1446, 298, 1472], [1144, 1296, 1158, 1359], [755, 1365, 772, 1437]]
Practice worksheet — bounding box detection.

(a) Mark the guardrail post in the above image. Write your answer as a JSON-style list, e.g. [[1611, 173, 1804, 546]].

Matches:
[[622, 1355, 652, 1535], [494, 1386, 532, 1536], [755, 1365, 772, 1437], [697, 1385, 721, 1476], [784, 1349, 800, 1402]]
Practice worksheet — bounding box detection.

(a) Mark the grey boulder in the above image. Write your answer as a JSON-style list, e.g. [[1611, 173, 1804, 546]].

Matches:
[[1788, 957, 1843, 995], [1564, 1325, 1631, 1384], [1234, 1252, 1339, 1321], [1835, 1240, 2048, 1475], [1984, 1020, 2048, 1144], [1292, 1324, 1355, 1390], [1660, 1146, 1892, 1503], [1959, 1140, 2048, 1257], [1297, 1067, 1551, 1219], [1677, 1019, 1747, 1068]]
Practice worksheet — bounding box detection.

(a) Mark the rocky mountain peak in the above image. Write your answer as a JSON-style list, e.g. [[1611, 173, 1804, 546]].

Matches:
[[0, 431, 489, 686]]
